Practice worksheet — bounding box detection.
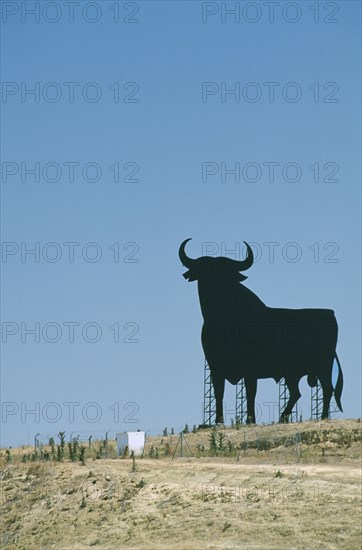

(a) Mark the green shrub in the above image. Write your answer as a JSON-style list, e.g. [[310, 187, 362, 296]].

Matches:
[[209, 428, 218, 455]]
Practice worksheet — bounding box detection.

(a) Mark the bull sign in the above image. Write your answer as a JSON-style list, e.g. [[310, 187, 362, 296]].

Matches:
[[179, 238, 343, 424]]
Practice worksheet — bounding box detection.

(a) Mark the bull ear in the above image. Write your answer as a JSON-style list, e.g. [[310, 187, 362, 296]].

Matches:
[[183, 270, 198, 282], [238, 274, 247, 282]]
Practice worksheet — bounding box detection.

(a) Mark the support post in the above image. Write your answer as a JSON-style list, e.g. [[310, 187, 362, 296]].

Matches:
[[311, 380, 325, 420], [279, 378, 298, 422], [203, 359, 216, 425], [235, 378, 247, 424]]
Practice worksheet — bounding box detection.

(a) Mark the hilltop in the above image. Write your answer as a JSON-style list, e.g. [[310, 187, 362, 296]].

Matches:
[[1, 419, 361, 549]]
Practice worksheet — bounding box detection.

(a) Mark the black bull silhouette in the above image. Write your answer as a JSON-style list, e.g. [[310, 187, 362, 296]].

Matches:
[[179, 239, 343, 423]]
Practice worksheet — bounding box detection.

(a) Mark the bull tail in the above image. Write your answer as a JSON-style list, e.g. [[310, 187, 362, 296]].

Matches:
[[334, 352, 343, 412]]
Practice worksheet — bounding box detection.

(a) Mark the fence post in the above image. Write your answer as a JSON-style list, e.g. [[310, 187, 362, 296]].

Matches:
[[34, 433, 40, 453]]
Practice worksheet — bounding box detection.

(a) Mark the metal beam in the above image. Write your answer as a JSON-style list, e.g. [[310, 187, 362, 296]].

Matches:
[[235, 378, 248, 424], [203, 359, 216, 425], [279, 378, 298, 422], [311, 380, 327, 420]]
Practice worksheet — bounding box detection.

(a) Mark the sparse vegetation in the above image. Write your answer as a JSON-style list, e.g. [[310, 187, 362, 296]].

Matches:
[[68, 436, 80, 461], [217, 432, 225, 452], [96, 439, 108, 459], [136, 478, 146, 489], [15, 422, 362, 466], [0, 419, 361, 549], [131, 451, 136, 472], [79, 445, 86, 465], [57, 431, 66, 461], [209, 427, 218, 455], [227, 440, 234, 454]]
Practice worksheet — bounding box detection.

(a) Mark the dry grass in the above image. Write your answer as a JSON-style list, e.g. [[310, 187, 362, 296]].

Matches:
[[1, 419, 361, 549]]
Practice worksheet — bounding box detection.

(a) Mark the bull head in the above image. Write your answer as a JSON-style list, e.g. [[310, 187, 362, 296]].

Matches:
[[179, 238, 254, 282]]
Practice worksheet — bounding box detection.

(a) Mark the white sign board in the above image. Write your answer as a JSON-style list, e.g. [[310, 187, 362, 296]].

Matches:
[[116, 431, 145, 457]]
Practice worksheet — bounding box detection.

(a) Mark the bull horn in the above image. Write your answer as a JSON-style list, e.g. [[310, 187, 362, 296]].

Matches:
[[179, 238, 196, 267], [234, 241, 254, 271]]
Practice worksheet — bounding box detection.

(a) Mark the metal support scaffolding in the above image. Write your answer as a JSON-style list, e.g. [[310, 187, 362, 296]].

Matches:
[[203, 359, 248, 425], [311, 380, 327, 420], [279, 378, 298, 422], [235, 378, 248, 424], [203, 359, 216, 425], [204, 362, 303, 426]]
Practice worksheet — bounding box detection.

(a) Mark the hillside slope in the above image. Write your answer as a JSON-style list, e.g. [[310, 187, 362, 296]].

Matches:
[[1, 419, 361, 549]]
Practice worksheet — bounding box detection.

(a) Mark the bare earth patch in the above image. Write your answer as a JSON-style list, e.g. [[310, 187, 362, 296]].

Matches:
[[1, 419, 361, 549]]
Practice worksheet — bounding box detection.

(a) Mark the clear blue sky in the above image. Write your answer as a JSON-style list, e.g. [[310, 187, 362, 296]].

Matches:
[[1, 1, 361, 446]]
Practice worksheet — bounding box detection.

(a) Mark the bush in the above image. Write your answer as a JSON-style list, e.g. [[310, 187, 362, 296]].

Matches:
[[57, 432, 66, 460], [227, 440, 234, 454], [218, 432, 225, 451], [209, 428, 218, 455], [79, 446, 86, 465], [136, 478, 146, 489]]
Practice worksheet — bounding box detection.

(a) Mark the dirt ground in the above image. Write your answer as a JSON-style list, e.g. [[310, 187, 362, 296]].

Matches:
[[1, 419, 361, 549]]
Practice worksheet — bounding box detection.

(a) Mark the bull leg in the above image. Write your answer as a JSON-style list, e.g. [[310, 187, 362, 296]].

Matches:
[[245, 377, 257, 424], [319, 374, 333, 419], [211, 371, 225, 424], [280, 377, 301, 423]]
